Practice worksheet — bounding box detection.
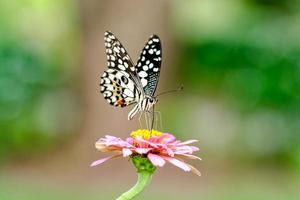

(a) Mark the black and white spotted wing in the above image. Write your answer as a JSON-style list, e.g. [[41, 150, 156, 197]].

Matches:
[[100, 31, 161, 109], [100, 68, 138, 107], [100, 31, 140, 107], [135, 35, 161, 96], [104, 31, 136, 72]]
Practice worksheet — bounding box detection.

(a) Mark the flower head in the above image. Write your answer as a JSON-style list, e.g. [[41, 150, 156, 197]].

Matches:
[[91, 129, 201, 176]]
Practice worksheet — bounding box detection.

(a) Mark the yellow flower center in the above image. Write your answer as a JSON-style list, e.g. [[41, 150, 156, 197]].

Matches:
[[130, 129, 162, 139]]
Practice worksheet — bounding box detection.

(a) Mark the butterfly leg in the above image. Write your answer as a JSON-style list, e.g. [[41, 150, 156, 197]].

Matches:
[[153, 111, 163, 130], [138, 111, 148, 129], [146, 108, 155, 131], [146, 112, 150, 130], [139, 111, 151, 130], [146, 111, 152, 131], [143, 110, 162, 131], [151, 111, 155, 131], [138, 112, 144, 129], [142, 111, 150, 131]]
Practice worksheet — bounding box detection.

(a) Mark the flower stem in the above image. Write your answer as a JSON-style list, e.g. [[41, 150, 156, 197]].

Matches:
[[116, 171, 152, 200]]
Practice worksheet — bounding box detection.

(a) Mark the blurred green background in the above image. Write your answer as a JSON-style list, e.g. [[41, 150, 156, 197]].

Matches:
[[1, 0, 300, 199]]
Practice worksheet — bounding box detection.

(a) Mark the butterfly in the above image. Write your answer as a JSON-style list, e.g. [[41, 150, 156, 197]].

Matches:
[[100, 31, 162, 121]]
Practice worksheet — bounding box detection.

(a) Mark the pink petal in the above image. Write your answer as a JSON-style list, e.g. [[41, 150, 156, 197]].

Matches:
[[177, 154, 202, 160], [90, 155, 121, 167], [158, 133, 176, 144], [172, 146, 197, 154], [135, 148, 152, 154], [104, 135, 120, 143], [148, 153, 166, 167], [190, 146, 199, 151], [177, 140, 198, 145], [119, 141, 133, 148], [95, 143, 106, 151], [122, 148, 132, 157], [101, 136, 131, 147], [135, 138, 158, 148], [105, 135, 118, 140], [161, 156, 191, 172], [160, 145, 174, 157], [186, 163, 201, 176], [126, 137, 134, 144]]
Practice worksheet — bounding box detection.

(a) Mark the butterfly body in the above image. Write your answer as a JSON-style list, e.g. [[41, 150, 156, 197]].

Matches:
[[128, 95, 158, 120], [100, 31, 161, 121]]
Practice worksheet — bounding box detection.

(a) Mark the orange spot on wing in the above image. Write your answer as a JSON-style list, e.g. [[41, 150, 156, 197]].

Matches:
[[117, 99, 126, 107]]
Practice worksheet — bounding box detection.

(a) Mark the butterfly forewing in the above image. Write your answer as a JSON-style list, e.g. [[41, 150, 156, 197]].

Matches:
[[104, 31, 136, 72], [135, 35, 162, 96], [101, 31, 140, 107]]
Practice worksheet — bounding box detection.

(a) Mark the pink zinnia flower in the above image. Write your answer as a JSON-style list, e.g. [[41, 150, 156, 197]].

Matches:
[[91, 129, 201, 176]]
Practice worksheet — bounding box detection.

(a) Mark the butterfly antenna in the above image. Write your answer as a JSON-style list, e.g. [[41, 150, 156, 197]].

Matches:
[[155, 84, 184, 97]]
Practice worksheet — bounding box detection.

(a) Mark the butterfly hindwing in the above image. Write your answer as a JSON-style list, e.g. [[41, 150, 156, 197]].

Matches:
[[100, 69, 138, 107], [135, 35, 162, 96]]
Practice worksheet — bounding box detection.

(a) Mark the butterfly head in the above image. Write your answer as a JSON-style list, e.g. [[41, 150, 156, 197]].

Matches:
[[148, 96, 158, 106], [141, 95, 158, 111]]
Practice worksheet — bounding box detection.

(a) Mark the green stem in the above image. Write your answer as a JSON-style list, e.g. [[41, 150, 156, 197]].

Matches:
[[116, 171, 152, 200]]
